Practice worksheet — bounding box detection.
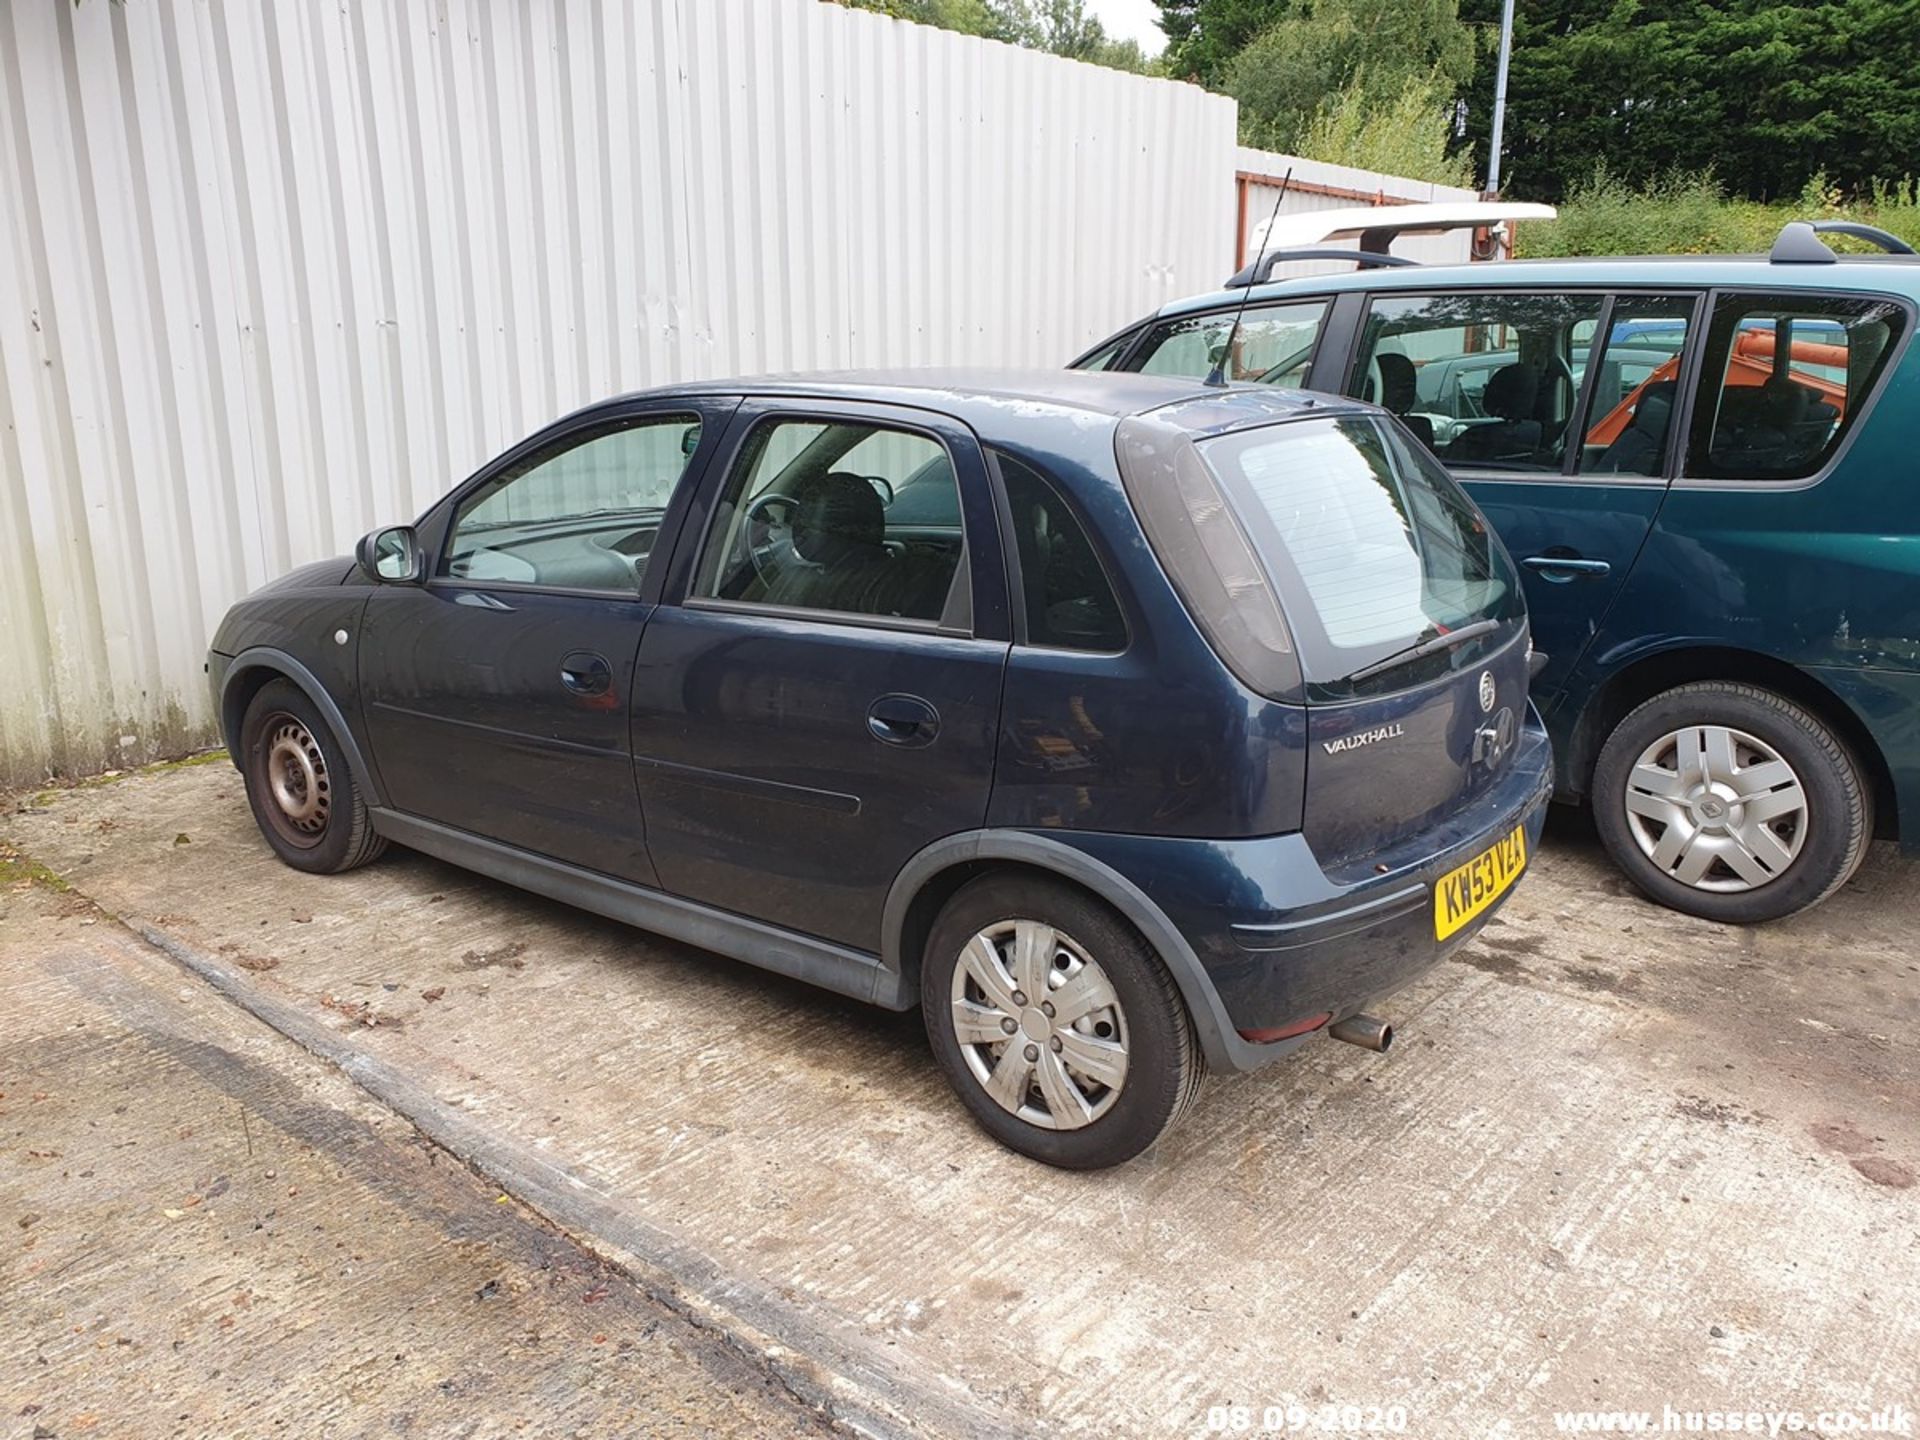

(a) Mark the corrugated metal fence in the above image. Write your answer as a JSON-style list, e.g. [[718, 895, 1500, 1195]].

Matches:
[[0, 0, 1443, 789]]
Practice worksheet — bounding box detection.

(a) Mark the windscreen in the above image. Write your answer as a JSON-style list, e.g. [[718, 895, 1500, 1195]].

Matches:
[[1195, 415, 1521, 695]]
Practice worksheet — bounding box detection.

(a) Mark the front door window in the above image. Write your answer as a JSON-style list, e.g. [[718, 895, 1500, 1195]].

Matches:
[[1350, 292, 1607, 471], [441, 415, 703, 591]]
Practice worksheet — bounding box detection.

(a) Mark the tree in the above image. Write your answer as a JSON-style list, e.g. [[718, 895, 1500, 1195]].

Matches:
[[993, 0, 1155, 70], [1453, 0, 1920, 202], [1223, 0, 1477, 159], [827, 0, 995, 33], [825, 0, 1154, 72], [1296, 70, 1476, 186], [1156, 0, 1289, 87]]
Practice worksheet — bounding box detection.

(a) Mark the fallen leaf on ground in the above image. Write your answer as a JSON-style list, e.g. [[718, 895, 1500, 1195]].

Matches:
[[460, 941, 528, 971]]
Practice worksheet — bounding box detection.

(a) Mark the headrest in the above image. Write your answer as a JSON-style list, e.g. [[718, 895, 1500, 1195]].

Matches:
[[1376, 353, 1417, 413], [789, 471, 884, 566], [1483, 364, 1540, 421]]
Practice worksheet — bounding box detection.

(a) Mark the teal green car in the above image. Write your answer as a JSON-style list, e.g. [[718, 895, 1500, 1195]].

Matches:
[[1079, 222, 1919, 922]]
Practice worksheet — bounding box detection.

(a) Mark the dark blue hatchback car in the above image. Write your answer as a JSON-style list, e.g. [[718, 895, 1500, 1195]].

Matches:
[[208, 371, 1550, 1167]]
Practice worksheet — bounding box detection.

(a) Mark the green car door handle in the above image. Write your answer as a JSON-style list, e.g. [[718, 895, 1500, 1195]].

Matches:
[[1522, 554, 1612, 582]]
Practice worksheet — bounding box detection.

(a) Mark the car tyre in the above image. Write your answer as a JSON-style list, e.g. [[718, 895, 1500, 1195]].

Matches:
[[239, 678, 388, 875], [1591, 681, 1869, 923], [921, 873, 1203, 1169]]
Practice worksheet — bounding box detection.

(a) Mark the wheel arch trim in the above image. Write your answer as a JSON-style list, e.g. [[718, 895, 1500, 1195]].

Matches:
[[219, 647, 387, 809], [883, 829, 1304, 1072], [1566, 641, 1899, 841]]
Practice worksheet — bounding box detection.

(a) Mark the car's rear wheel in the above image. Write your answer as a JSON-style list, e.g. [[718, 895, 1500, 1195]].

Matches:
[[1591, 681, 1869, 923], [239, 678, 387, 874], [921, 874, 1203, 1169]]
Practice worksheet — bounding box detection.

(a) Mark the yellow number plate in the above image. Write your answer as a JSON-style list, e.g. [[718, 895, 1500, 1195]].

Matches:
[[1433, 826, 1528, 940]]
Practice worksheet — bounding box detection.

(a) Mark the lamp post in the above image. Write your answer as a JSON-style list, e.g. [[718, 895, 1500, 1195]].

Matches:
[[1485, 0, 1516, 196]]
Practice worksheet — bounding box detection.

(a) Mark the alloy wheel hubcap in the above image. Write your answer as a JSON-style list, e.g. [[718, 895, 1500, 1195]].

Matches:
[[265, 717, 331, 840], [949, 919, 1129, 1131], [1622, 724, 1807, 893]]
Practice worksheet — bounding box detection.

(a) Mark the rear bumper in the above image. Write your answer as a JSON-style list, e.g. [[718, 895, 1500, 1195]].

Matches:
[[1053, 713, 1553, 1072]]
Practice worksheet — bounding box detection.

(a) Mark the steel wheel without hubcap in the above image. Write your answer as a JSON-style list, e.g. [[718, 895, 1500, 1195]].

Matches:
[[1623, 724, 1807, 893], [949, 919, 1129, 1130], [262, 714, 332, 848]]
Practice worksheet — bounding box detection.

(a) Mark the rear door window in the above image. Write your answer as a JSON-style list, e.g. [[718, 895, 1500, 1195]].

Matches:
[[1126, 300, 1329, 386], [1577, 294, 1698, 477], [1349, 292, 1606, 471], [1683, 292, 1906, 481], [691, 418, 966, 626]]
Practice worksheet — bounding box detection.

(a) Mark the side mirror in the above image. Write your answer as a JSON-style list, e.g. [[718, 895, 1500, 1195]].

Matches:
[[356, 525, 423, 583]]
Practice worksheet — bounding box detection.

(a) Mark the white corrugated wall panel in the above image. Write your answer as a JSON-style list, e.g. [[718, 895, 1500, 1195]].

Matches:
[[0, 0, 1243, 787]]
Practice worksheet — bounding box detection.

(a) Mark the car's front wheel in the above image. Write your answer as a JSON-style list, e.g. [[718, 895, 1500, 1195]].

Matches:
[[1591, 681, 1869, 923], [921, 874, 1203, 1169], [239, 678, 388, 875]]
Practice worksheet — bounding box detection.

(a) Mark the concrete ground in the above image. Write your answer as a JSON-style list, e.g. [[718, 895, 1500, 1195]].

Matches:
[[3, 760, 1916, 1439], [0, 846, 830, 1438]]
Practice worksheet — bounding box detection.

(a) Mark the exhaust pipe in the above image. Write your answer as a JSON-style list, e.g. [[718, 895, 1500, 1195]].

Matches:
[[1328, 1013, 1394, 1053]]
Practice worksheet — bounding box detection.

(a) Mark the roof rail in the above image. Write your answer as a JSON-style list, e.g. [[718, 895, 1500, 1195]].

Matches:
[[1770, 219, 1916, 263], [1225, 247, 1421, 289]]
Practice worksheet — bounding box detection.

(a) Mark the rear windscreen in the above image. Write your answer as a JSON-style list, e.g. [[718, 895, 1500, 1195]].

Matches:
[[1195, 415, 1521, 692]]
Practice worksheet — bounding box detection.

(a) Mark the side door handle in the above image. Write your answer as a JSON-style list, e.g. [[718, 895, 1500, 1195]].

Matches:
[[559, 651, 613, 697], [1521, 553, 1612, 582], [867, 693, 940, 748]]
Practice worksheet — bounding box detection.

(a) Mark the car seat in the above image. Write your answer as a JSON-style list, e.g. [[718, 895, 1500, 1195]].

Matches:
[[1594, 380, 1678, 474], [764, 471, 953, 620], [1443, 364, 1544, 463], [1375, 353, 1435, 450]]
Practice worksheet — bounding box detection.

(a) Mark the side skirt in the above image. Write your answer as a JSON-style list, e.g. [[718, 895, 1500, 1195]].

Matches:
[[369, 809, 911, 1010]]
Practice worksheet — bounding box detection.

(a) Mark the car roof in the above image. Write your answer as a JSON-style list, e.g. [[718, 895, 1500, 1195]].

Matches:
[[632, 367, 1370, 433], [1158, 254, 1920, 322]]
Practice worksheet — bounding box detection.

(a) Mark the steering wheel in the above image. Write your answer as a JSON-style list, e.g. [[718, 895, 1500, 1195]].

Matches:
[[744, 491, 806, 586]]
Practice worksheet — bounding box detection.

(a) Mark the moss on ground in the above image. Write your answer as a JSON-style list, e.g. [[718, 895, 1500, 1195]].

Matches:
[[0, 840, 71, 893], [27, 748, 229, 807]]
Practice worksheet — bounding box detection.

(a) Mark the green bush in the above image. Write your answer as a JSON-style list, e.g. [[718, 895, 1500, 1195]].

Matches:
[[1294, 69, 1475, 188], [1521, 166, 1920, 257]]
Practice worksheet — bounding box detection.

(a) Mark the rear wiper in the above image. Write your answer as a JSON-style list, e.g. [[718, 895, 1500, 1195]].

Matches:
[[1341, 618, 1502, 685]]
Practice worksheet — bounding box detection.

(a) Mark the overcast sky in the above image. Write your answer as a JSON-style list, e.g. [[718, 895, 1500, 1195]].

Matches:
[[1083, 0, 1166, 56]]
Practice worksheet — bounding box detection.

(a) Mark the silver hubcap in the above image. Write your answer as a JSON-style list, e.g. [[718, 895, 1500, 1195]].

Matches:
[[1623, 724, 1807, 893], [266, 718, 331, 836], [949, 919, 1128, 1130]]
